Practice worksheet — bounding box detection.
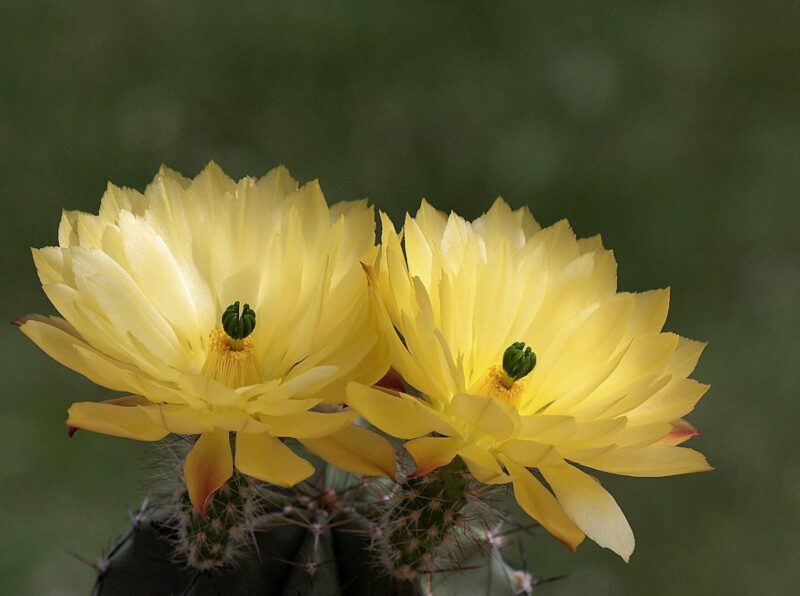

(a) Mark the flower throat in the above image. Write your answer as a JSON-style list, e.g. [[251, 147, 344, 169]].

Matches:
[[469, 341, 536, 408], [201, 301, 262, 388]]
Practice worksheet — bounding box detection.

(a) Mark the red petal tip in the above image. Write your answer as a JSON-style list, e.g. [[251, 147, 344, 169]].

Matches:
[[375, 368, 407, 393]]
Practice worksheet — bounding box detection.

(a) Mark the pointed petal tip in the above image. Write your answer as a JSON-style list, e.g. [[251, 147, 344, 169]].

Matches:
[[11, 314, 36, 328], [664, 420, 702, 445], [183, 430, 233, 518], [694, 452, 715, 473], [196, 495, 212, 518], [408, 465, 433, 479], [672, 424, 700, 440], [190, 488, 217, 519], [562, 534, 585, 554]]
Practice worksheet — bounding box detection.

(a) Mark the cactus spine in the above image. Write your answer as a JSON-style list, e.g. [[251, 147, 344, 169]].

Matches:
[[85, 442, 562, 594], [171, 471, 260, 571], [374, 459, 473, 579]]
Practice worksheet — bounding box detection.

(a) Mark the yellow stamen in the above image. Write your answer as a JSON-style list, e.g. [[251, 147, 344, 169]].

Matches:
[[200, 329, 262, 388], [469, 365, 525, 408]]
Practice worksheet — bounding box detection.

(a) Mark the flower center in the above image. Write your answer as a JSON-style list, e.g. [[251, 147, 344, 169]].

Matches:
[[470, 365, 526, 407], [468, 341, 537, 409], [200, 302, 262, 388], [501, 341, 536, 386]]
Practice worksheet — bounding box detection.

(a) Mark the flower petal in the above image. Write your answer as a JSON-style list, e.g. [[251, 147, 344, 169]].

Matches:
[[235, 432, 314, 487], [629, 288, 670, 335], [447, 393, 517, 441], [260, 410, 357, 439], [68, 248, 183, 368], [205, 407, 268, 434], [541, 464, 635, 561], [670, 337, 707, 378], [346, 383, 435, 439], [580, 445, 712, 477], [117, 210, 215, 350], [659, 419, 701, 446], [268, 366, 341, 401], [67, 394, 152, 433], [404, 436, 462, 476], [139, 404, 215, 435], [519, 415, 578, 443], [457, 444, 510, 484], [184, 429, 233, 516], [301, 425, 397, 479], [499, 440, 558, 468], [627, 379, 709, 425], [502, 458, 585, 552], [413, 400, 459, 436], [246, 397, 322, 417], [66, 400, 168, 441], [20, 317, 141, 393]]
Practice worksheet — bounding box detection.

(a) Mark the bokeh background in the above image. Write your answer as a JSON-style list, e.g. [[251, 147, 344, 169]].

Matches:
[[1, 2, 798, 594]]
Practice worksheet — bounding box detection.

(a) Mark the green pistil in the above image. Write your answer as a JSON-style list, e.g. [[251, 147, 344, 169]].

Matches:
[[502, 341, 536, 384], [222, 301, 256, 340]]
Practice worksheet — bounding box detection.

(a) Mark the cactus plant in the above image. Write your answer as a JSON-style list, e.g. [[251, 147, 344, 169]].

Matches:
[[373, 458, 488, 580], [21, 163, 713, 595], [92, 509, 419, 595], [84, 446, 557, 595], [92, 461, 419, 595]]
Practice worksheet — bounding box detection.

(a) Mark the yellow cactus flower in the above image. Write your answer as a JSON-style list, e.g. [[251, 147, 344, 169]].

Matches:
[[348, 199, 712, 561], [19, 163, 394, 515]]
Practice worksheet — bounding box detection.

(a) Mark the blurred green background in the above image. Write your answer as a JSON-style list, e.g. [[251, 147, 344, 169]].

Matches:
[[1, 1, 798, 594]]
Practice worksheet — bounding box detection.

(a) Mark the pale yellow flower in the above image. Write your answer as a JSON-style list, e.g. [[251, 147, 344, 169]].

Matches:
[[20, 163, 394, 514], [348, 199, 712, 560]]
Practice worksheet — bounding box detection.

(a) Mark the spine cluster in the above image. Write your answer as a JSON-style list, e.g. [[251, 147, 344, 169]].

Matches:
[[149, 438, 269, 572], [89, 444, 553, 594], [372, 460, 498, 580], [171, 471, 260, 571]]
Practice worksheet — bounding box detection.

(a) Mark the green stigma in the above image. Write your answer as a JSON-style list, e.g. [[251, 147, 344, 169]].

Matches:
[[502, 341, 536, 383], [221, 301, 256, 340]]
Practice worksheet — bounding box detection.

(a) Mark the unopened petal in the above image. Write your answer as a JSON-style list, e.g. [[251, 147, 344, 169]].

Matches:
[[404, 436, 462, 477], [183, 429, 233, 516]]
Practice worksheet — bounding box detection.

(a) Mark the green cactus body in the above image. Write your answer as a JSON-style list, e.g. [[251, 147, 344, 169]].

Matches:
[[88, 448, 557, 595], [94, 514, 421, 595], [173, 471, 259, 571], [375, 459, 479, 580]]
